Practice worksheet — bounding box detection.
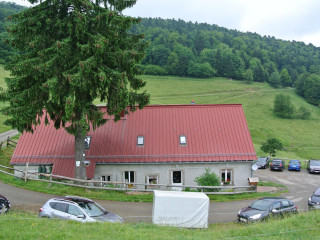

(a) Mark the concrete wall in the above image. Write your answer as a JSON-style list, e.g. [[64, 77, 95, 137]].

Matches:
[[14, 165, 52, 179], [13, 161, 254, 190], [94, 161, 253, 190]]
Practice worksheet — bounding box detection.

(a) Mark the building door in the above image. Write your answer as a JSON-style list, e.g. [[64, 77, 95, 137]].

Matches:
[[171, 170, 183, 191]]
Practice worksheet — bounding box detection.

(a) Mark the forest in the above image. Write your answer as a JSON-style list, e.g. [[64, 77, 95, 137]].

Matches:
[[0, 2, 320, 106], [0, 2, 24, 64]]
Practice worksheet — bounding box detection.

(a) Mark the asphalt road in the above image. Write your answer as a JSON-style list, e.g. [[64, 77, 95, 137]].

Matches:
[[0, 130, 19, 146], [0, 168, 319, 223]]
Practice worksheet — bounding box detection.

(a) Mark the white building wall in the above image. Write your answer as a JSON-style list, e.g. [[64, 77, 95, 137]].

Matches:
[[94, 161, 253, 190]]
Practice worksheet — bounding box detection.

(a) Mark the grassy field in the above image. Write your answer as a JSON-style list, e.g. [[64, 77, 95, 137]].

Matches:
[[1, 71, 320, 159], [1, 210, 320, 240], [137, 75, 320, 160]]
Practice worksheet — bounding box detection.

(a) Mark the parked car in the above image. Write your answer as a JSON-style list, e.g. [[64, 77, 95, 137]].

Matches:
[[307, 159, 320, 174], [288, 159, 301, 171], [39, 196, 123, 223], [308, 186, 320, 210], [256, 157, 269, 169], [0, 194, 10, 214], [270, 159, 285, 171], [237, 197, 297, 222]]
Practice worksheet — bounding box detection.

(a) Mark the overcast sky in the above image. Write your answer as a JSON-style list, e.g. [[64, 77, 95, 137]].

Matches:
[[9, 0, 320, 47]]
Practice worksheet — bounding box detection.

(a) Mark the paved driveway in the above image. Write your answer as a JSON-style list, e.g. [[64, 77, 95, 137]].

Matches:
[[1, 168, 319, 223]]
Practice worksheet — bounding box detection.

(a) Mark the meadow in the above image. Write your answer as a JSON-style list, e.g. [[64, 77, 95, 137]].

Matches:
[[1, 70, 320, 159], [1, 210, 319, 240], [137, 75, 320, 160]]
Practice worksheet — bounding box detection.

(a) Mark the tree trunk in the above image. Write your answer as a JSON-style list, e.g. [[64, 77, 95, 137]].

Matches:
[[74, 126, 87, 181]]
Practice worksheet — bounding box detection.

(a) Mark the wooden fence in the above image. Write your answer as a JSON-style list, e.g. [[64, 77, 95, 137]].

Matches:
[[0, 164, 256, 195], [0, 136, 17, 149]]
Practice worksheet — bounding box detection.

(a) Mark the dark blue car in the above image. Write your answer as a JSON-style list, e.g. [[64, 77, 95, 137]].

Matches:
[[288, 159, 301, 171]]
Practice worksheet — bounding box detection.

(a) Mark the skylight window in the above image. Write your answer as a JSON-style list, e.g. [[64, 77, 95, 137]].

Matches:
[[179, 135, 187, 145], [137, 136, 144, 146]]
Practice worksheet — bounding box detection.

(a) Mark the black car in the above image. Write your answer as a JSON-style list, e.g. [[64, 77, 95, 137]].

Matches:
[[308, 186, 320, 210], [237, 197, 297, 222], [256, 157, 269, 169], [307, 159, 320, 174], [270, 159, 285, 171], [0, 194, 10, 214]]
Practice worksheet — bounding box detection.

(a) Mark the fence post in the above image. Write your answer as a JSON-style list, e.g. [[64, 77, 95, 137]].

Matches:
[[49, 174, 52, 188], [24, 162, 29, 183]]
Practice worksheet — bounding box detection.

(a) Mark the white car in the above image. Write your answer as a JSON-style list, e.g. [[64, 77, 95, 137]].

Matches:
[[39, 196, 123, 223]]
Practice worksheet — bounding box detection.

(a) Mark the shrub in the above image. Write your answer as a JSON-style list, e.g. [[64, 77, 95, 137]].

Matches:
[[144, 64, 167, 75], [260, 138, 283, 157], [297, 106, 311, 120], [273, 94, 295, 119], [194, 168, 220, 192]]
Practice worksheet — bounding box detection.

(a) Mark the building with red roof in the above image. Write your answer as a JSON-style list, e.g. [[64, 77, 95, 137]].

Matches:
[[11, 104, 256, 188]]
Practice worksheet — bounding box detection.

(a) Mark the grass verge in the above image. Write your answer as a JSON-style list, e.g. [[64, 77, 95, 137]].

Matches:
[[1, 210, 319, 240]]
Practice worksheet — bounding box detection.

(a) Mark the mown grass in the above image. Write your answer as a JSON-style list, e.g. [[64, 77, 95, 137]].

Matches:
[[1, 210, 320, 240]]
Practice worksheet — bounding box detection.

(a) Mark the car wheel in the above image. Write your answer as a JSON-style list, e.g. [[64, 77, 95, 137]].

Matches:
[[0, 205, 8, 214]]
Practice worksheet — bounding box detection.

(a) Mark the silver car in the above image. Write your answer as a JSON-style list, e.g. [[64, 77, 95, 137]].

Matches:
[[39, 196, 123, 223]]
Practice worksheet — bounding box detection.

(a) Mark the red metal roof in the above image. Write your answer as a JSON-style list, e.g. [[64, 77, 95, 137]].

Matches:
[[11, 104, 256, 179]]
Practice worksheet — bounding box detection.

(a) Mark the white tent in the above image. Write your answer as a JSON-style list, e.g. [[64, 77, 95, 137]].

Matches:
[[152, 190, 209, 228]]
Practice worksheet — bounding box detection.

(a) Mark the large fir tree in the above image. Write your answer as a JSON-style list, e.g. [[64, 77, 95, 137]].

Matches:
[[1, 0, 149, 180]]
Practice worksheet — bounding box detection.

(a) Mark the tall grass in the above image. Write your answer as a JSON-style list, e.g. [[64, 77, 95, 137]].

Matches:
[[1, 210, 319, 240]]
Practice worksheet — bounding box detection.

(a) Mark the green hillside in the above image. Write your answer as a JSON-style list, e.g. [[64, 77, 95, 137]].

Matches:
[[1, 68, 320, 159], [137, 75, 320, 160]]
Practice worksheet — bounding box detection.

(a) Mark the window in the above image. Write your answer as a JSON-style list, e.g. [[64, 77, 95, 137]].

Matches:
[[273, 202, 281, 210], [101, 175, 112, 187], [124, 171, 135, 183], [221, 169, 232, 184], [281, 200, 290, 208], [68, 205, 83, 216], [101, 175, 111, 182], [137, 136, 144, 146], [172, 171, 183, 184], [147, 175, 158, 185], [52, 202, 68, 213], [179, 135, 187, 145]]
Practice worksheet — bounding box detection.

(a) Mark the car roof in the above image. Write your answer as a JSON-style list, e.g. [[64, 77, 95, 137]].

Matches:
[[258, 197, 289, 202], [64, 196, 94, 203], [49, 196, 94, 204], [0, 195, 8, 201]]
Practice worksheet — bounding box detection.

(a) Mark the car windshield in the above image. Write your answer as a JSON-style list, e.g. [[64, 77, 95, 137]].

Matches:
[[314, 187, 320, 196], [77, 202, 105, 217], [249, 199, 271, 211], [290, 160, 299, 164], [310, 160, 320, 166], [257, 158, 266, 163]]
